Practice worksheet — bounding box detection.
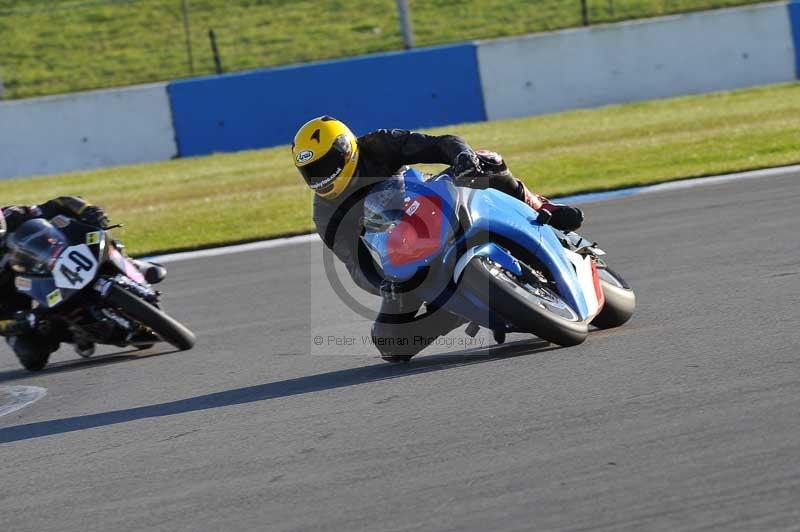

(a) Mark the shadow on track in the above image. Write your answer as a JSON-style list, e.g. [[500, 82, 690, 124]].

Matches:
[[0, 348, 182, 384], [0, 338, 554, 444]]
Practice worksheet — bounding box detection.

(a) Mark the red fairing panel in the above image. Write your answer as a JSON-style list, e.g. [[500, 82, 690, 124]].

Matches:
[[387, 195, 443, 267], [591, 259, 605, 311]]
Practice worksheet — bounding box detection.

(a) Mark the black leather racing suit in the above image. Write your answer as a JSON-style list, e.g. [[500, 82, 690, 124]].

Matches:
[[312, 129, 532, 358], [0, 197, 106, 355]]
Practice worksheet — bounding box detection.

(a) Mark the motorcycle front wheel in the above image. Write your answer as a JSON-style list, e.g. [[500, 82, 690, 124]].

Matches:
[[460, 256, 588, 347], [105, 285, 195, 351]]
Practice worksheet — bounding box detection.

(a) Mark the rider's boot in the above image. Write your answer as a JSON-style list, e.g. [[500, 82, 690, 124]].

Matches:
[[131, 259, 167, 284], [75, 342, 95, 358], [373, 309, 467, 363], [522, 185, 584, 232], [372, 292, 466, 363], [493, 330, 507, 345], [126, 329, 158, 349]]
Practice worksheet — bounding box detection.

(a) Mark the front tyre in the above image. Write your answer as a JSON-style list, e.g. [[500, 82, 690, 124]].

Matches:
[[7, 336, 56, 372], [592, 267, 636, 329], [460, 256, 588, 347], [105, 285, 195, 351]]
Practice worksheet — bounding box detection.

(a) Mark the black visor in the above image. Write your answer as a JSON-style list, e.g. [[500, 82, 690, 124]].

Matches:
[[299, 135, 352, 190]]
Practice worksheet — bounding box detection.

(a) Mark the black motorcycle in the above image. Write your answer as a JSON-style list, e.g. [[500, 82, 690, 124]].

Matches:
[[5, 215, 195, 370]]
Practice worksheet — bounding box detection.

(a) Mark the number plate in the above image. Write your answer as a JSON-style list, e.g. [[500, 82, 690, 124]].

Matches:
[[52, 244, 99, 290]]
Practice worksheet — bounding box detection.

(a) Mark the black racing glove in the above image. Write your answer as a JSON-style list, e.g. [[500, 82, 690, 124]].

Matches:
[[21, 311, 51, 335], [80, 205, 110, 229], [0, 311, 49, 337], [452, 150, 482, 180], [538, 202, 585, 233]]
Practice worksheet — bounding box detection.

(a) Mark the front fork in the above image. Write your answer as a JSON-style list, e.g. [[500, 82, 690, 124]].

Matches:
[[106, 244, 148, 285], [94, 275, 158, 304], [91, 276, 160, 345]]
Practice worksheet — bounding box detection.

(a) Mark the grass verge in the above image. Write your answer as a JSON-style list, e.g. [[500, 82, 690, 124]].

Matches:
[[0, 0, 771, 99], [3, 82, 799, 256]]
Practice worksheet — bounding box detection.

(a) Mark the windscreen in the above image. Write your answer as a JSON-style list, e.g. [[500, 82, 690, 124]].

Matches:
[[7, 219, 67, 275], [362, 176, 407, 232]]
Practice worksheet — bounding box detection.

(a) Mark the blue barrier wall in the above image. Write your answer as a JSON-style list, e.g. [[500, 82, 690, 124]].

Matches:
[[790, 1, 800, 78], [168, 43, 485, 157]]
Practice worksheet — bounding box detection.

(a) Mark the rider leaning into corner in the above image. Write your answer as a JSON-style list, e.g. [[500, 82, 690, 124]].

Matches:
[[0, 196, 166, 362], [292, 116, 585, 362]]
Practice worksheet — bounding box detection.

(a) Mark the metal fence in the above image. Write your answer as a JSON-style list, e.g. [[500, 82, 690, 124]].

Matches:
[[0, 0, 770, 100]]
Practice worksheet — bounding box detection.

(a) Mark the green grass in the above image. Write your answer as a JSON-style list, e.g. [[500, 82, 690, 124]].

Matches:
[[0, 0, 772, 99], [3, 82, 799, 256]]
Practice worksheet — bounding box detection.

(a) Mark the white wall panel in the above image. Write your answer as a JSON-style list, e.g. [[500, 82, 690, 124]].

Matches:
[[0, 83, 176, 179], [478, 3, 796, 120]]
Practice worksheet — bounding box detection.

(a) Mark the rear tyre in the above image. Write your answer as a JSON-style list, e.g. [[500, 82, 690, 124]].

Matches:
[[592, 267, 636, 329], [460, 256, 588, 347], [106, 285, 195, 351]]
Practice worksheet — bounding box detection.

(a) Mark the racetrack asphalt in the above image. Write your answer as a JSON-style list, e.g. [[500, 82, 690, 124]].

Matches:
[[0, 171, 798, 532]]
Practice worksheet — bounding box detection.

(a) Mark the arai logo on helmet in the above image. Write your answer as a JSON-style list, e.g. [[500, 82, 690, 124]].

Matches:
[[296, 150, 314, 164]]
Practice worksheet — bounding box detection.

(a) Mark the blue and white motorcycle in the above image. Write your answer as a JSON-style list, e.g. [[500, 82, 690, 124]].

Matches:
[[361, 168, 636, 348]]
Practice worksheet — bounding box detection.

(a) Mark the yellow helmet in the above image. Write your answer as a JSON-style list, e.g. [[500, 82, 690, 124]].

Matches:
[[292, 116, 359, 200]]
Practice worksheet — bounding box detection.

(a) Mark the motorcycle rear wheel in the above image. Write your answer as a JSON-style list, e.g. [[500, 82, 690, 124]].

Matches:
[[105, 285, 195, 351], [591, 267, 636, 329], [460, 256, 588, 347]]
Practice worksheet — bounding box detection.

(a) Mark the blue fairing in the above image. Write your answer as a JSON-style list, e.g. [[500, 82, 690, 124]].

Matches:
[[464, 189, 590, 319], [362, 168, 459, 282], [361, 168, 593, 329]]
